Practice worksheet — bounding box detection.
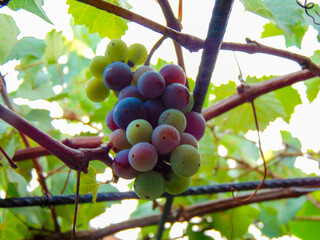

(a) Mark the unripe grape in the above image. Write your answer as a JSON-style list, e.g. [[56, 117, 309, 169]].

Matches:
[[85, 76, 110, 102], [134, 170, 165, 200], [127, 43, 148, 67], [164, 170, 191, 195], [105, 38, 128, 62], [129, 142, 158, 172], [158, 109, 186, 133], [126, 119, 153, 145], [170, 144, 201, 177], [89, 55, 111, 78]]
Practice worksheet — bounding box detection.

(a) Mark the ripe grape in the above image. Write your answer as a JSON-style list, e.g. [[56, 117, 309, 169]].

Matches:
[[103, 62, 133, 91], [162, 83, 190, 111], [144, 98, 167, 128], [113, 149, 139, 179], [164, 170, 191, 195], [85, 76, 110, 102], [158, 109, 186, 133], [89, 55, 111, 78], [105, 108, 119, 131], [105, 38, 128, 62], [134, 170, 165, 200], [126, 119, 153, 145], [159, 64, 186, 86], [118, 85, 145, 101], [129, 142, 158, 172], [109, 129, 132, 152], [182, 94, 194, 114], [184, 111, 206, 140], [127, 43, 148, 67], [132, 65, 154, 86], [113, 97, 147, 129], [170, 144, 201, 177], [137, 71, 165, 99], [151, 124, 180, 154], [179, 132, 199, 149]]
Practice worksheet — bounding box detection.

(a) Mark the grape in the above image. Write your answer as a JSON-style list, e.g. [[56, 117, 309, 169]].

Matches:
[[137, 71, 165, 99], [170, 144, 201, 177], [132, 65, 154, 86], [134, 170, 165, 200], [184, 111, 206, 141], [109, 129, 132, 152], [118, 85, 145, 101], [179, 132, 199, 149], [85, 76, 110, 102], [105, 108, 119, 131], [151, 124, 180, 154], [159, 64, 186, 86], [89, 55, 111, 78], [127, 43, 148, 67], [105, 38, 128, 62], [126, 119, 153, 145], [103, 62, 133, 91], [113, 97, 147, 129], [129, 142, 158, 172], [164, 170, 191, 195], [162, 83, 190, 111], [182, 94, 194, 114], [113, 149, 139, 179], [158, 109, 186, 133], [144, 98, 166, 128]]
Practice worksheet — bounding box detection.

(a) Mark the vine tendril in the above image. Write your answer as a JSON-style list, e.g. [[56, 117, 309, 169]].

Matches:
[[297, 0, 320, 25]]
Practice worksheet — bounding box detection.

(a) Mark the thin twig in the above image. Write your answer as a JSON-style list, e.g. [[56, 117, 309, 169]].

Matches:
[[0, 145, 17, 168], [144, 36, 167, 66], [71, 170, 81, 240]]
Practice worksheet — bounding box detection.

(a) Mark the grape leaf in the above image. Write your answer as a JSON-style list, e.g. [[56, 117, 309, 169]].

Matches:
[[0, 14, 45, 64], [7, 0, 52, 24], [66, 0, 129, 39], [259, 207, 285, 238], [261, 21, 284, 38], [240, 0, 273, 19], [44, 30, 68, 64], [305, 50, 320, 102], [76, 166, 100, 202]]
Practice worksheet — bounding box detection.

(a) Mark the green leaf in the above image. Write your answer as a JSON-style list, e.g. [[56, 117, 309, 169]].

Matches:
[[67, 0, 129, 39], [8, 0, 52, 24], [261, 22, 284, 38], [240, 0, 274, 19], [305, 50, 320, 102], [44, 30, 69, 64], [0, 211, 30, 240], [0, 14, 45, 64], [259, 207, 285, 238], [281, 130, 302, 150], [76, 166, 100, 202]]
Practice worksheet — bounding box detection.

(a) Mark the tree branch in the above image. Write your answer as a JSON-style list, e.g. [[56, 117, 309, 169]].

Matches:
[[192, 0, 235, 112]]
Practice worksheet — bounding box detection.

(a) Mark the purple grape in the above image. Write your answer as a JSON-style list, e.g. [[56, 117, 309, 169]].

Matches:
[[103, 62, 133, 91], [137, 71, 165, 99], [151, 124, 180, 154], [129, 142, 158, 172], [113, 97, 147, 129], [113, 149, 139, 179], [118, 85, 145, 101], [159, 64, 186, 86], [184, 111, 206, 141], [162, 83, 190, 111], [105, 108, 119, 132], [143, 98, 167, 128]]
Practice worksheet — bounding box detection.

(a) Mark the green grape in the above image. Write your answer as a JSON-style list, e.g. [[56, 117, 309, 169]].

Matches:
[[132, 65, 154, 86], [105, 38, 128, 62], [158, 109, 186, 133], [127, 43, 148, 67], [126, 119, 153, 145], [164, 170, 191, 195], [134, 171, 165, 200], [182, 94, 194, 114], [85, 76, 110, 102], [89, 55, 111, 78], [170, 144, 201, 177]]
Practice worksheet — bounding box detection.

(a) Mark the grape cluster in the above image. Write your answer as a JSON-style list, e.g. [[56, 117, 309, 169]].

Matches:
[[85, 39, 206, 200]]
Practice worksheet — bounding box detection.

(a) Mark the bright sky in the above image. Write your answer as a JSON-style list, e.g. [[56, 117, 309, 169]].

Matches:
[[1, 0, 319, 239]]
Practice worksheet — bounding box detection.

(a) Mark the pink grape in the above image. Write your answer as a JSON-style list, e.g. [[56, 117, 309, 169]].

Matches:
[[162, 83, 190, 111], [105, 108, 119, 132], [184, 111, 206, 141], [113, 149, 139, 179], [159, 63, 186, 86], [109, 129, 132, 152], [151, 124, 180, 154], [179, 132, 199, 149], [129, 142, 158, 172]]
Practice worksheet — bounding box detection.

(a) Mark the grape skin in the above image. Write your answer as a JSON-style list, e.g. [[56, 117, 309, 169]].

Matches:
[[126, 119, 153, 145], [85, 76, 110, 102], [105, 108, 119, 132], [109, 129, 132, 152], [143, 98, 166, 129], [127, 43, 148, 67], [129, 142, 158, 172], [158, 109, 186, 134], [113, 97, 147, 129], [162, 83, 190, 111], [159, 63, 186, 86], [105, 38, 128, 62], [151, 124, 180, 154], [113, 149, 139, 179], [170, 144, 201, 177], [132, 65, 154, 86], [164, 170, 191, 195], [184, 111, 206, 141], [89, 55, 111, 78], [137, 71, 166, 99], [118, 85, 145, 101], [179, 132, 199, 149], [103, 62, 133, 91], [134, 170, 165, 200]]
